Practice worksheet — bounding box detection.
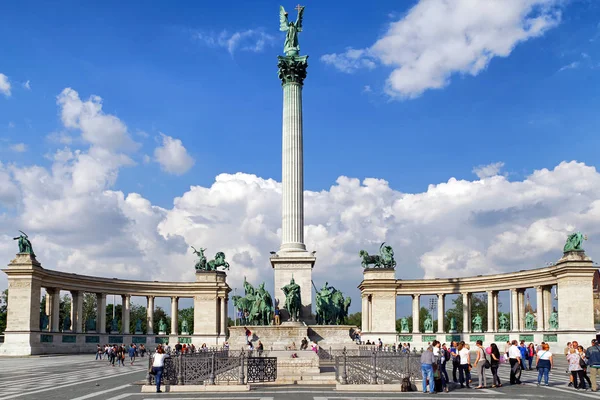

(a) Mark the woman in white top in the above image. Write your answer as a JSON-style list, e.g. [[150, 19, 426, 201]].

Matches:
[[457, 341, 472, 388], [152, 346, 170, 393], [535, 343, 553, 386]]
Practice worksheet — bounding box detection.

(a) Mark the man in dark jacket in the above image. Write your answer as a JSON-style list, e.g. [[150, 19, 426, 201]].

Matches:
[[585, 339, 600, 392]]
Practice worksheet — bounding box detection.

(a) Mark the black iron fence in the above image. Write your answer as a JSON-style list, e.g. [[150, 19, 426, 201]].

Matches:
[[335, 348, 422, 385], [148, 350, 276, 385]]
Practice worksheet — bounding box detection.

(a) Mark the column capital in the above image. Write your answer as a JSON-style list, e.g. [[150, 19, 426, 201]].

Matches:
[[413, 293, 421, 299], [147, 295, 155, 300], [277, 55, 309, 86], [437, 293, 445, 299]]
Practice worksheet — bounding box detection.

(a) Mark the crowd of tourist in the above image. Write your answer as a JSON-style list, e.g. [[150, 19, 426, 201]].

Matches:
[[416, 337, 600, 393]]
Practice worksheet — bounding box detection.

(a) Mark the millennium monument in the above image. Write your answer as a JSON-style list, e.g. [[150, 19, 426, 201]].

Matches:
[[270, 4, 316, 320]]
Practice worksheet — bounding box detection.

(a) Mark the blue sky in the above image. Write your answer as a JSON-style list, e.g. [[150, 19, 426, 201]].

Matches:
[[1, 0, 600, 316]]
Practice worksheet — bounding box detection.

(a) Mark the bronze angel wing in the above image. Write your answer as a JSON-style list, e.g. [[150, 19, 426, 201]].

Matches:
[[296, 6, 304, 31], [279, 6, 289, 31]]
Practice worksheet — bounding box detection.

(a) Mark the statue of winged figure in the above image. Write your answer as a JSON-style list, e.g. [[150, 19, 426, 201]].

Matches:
[[280, 5, 304, 56]]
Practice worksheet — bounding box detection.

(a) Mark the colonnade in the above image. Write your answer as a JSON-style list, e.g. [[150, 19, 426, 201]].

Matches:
[[0, 253, 231, 355], [359, 250, 597, 345]]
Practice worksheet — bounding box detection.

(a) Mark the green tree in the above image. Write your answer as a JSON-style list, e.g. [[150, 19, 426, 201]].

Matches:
[[82, 293, 97, 332], [227, 317, 234, 327], [0, 289, 8, 334], [153, 306, 170, 334], [445, 294, 494, 332], [178, 307, 194, 333], [130, 304, 147, 334], [59, 294, 71, 330], [347, 312, 361, 328]]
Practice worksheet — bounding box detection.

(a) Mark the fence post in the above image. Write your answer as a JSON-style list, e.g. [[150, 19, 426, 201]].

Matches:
[[209, 352, 216, 385], [146, 354, 152, 385], [177, 353, 183, 385], [238, 351, 245, 385], [371, 349, 378, 384], [341, 347, 348, 385]]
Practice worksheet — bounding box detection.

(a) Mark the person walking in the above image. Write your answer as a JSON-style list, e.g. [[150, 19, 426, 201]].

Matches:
[[151, 346, 169, 393], [489, 343, 502, 388], [567, 348, 586, 390], [585, 339, 600, 392], [474, 340, 487, 389], [527, 343, 536, 370], [536, 343, 553, 386], [420, 346, 436, 394], [96, 344, 103, 360], [128, 344, 136, 365], [458, 341, 471, 388], [508, 340, 522, 385], [450, 341, 460, 383]]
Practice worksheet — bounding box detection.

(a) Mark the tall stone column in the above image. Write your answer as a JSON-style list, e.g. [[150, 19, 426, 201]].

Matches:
[[96, 293, 106, 334], [122, 295, 131, 334], [170, 297, 178, 336], [71, 290, 82, 333], [461, 293, 471, 332], [437, 294, 445, 333], [146, 296, 154, 335], [487, 291, 494, 332], [220, 296, 227, 336], [48, 288, 60, 332], [543, 286, 552, 331], [492, 291, 499, 331], [536, 286, 544, 331], [412, 294, 420, 333], [271, 53, 316, 321], [518, 290, 525, 331], [510, 289, 519, 331]]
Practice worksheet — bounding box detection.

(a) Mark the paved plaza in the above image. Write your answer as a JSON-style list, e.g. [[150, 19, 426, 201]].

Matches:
[[0, 354, 600, 400]]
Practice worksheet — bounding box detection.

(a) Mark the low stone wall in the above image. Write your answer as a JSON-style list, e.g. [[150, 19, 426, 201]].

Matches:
[[308, 325, 355, 348]]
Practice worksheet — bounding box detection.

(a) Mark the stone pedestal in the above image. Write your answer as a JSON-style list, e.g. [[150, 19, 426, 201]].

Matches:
[[0, 253, 43, 356], [425, 330, 433, 334], [271, 253, 316, 321], [193, 271, 230, 345]]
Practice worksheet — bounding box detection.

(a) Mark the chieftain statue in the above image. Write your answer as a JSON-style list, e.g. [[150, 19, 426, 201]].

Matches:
[[400, 317, 409, 333], [359, 242, 396, 269], [13, 231, 35, 256], [231, 278, 274, 325], [449, 316, 457, 333], [563, 232, 586, 252], [549, 309, 559, 329], [181, 319, 189, 335], [499, 313, 509, 331], [472, 313, 483, 332], [158, 319, 167, 333], [279, 5, 304, 56], [315, 282, 351, 325], [282, 277, 301, 322], [192, 247, 230, 271], [423, 315, 433, 332], [525, 311, 535, 330]]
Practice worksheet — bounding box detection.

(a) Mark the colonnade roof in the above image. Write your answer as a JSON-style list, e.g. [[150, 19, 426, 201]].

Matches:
[[359, 255, 597, 296]]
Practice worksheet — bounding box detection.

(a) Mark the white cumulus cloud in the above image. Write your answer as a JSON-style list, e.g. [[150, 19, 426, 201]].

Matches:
[[153, 133, 195, 175], [0, 73, 11, 97], [473, 162, 505, 179], [322, 0, 562, 98], [193, 29, 275, 55]]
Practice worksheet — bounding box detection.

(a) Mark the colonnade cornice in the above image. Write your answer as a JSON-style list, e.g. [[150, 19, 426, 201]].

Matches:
[[359, 262, 598, 296], [3, 266, 231, 298]]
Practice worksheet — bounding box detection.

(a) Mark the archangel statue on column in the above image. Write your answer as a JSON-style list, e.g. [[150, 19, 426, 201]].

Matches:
[[280, 5, 305, 56]]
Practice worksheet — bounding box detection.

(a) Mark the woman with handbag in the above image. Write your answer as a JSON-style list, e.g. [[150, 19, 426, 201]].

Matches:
[[536, 343, 553, 386], [151, 346, 170, 393], [567, 348, 586, 390], [578, 345, 593, 388], [474, 340, 488, 389]]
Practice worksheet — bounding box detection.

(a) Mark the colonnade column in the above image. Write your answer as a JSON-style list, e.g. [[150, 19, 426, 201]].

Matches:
[[97, 293, 106, 334], [71, 290, 82, 333], [220, 296, 227, 336], [510, 289, 519, 331], [437, 294, 445, 333], [170, 297, 178, 336], [122, 295, 130, 334], [536, 286, 544, 331], [492, 291, 499, 331], [518, 290, 525, 331], [543, 286, 552, 331], [49, 288, 60, 332], [147, 296, 154, 335], [462, 292, 470, 332], [412, 294, 420, 333], [487, 291, 494, 332]]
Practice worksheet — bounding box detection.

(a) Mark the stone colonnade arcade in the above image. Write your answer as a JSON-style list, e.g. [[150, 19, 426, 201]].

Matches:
[[0, 253, 230, 356], [359, 249, 597, 347]]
